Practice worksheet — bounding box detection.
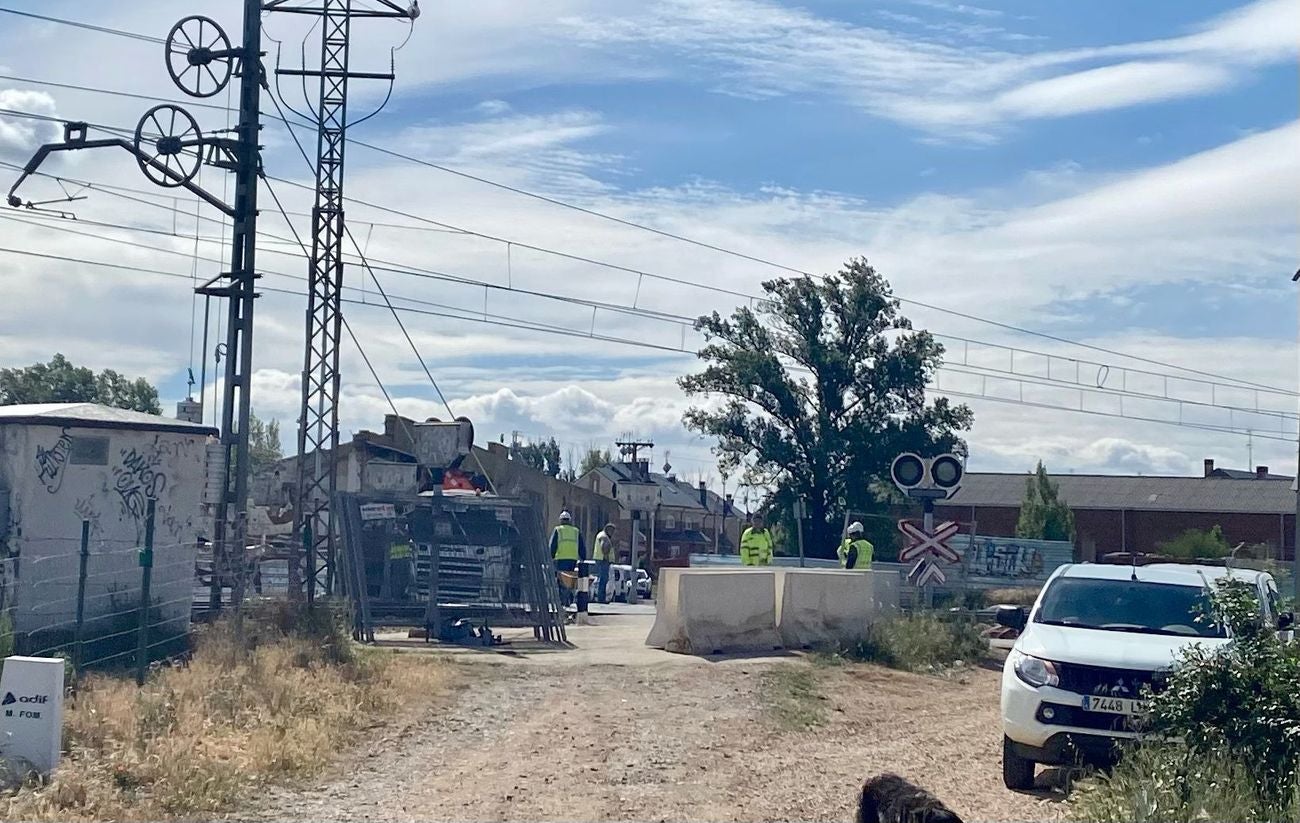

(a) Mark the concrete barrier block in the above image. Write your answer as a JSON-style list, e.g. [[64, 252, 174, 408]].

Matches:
[[778, 570, 867, 649], [645, 569, 781, 655], [869, 569, 901, 614]]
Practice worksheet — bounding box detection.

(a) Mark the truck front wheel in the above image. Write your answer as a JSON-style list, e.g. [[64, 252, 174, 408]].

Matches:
[[1002, 736, 1036, 791]]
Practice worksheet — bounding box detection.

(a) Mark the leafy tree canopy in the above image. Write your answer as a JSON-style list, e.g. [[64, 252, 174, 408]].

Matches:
[[248, 411, 283, 477], [578, 447, 612, 478], [1015, 461, 1077, 542], [0, 353, 161, 414], [679, 258, 972, 556], [517, 437, 563, 478]]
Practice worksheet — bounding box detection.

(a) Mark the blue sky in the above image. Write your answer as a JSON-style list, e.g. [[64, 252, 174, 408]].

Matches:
[[0, 0, 1297, 486]]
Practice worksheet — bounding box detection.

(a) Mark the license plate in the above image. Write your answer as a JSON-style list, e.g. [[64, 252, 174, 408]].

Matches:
[[1082, 696, 1148, 715]]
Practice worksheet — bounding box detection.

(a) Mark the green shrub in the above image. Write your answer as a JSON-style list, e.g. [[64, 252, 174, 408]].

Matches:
[[1158, 524, 1230, 559], [1070, 579, 1300, 821], [828, 611, 988, 672], [1070, 740, 1300, 823]]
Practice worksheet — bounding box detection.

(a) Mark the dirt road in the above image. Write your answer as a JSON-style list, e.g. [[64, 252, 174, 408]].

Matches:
[[241, 615, 1065, 823]]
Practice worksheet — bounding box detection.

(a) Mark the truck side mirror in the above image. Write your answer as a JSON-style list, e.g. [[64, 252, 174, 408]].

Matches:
[[995, 606, 1028, 632], [1278, 612, 1295, 631]]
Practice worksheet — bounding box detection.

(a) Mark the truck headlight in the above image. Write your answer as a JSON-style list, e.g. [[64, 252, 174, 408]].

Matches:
[[1011, 650, 1060, 689]]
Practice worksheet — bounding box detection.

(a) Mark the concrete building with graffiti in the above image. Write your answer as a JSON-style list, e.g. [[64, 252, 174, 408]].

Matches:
[[0, 403, 216, 654]]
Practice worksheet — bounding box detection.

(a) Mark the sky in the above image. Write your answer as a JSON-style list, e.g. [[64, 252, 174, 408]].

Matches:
[[0, 0, 1297, 497]]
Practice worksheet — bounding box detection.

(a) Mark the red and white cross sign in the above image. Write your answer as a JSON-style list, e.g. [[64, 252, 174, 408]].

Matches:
[[897, 520, 961, 564]]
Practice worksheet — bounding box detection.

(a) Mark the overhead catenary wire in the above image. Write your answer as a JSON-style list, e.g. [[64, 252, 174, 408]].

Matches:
[[7, 149, 1291, 420], [0, 74, 1285, 395], [8, 194, 1297, 430], [2, 242, 1294, 447], [8, 206, 1296, 430], [0, 7, 166, 45]]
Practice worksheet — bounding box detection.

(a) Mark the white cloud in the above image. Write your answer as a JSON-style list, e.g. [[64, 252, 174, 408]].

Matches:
[[0, 2, 1295, 492], [0, 89, 59, 159], [993, 61, 1236, 119]]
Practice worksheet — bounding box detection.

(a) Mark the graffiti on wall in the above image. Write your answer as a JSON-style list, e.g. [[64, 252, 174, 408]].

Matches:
[[74, 495, 103, 537], [34, 428, 72, 493], [111, 446, 169, 523], [962, 535, 1072, 586]]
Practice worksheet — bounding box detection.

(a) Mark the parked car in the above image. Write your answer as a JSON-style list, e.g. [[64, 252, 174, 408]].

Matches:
[[584, 563, 627, 602], [997, 561, 1290, 790], [635, 568, 652, 599]]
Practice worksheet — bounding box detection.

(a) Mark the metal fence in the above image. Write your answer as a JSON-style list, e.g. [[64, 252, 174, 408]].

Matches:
[[1, 501, 196, 684]]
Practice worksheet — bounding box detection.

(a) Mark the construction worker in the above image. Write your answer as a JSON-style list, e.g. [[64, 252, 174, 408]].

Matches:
[[740, 513, 774, 566], [592, 522, 617, 604], [838, 521, 874, 570], [389, 525, 415, 599], [549, 510, 586, 607]]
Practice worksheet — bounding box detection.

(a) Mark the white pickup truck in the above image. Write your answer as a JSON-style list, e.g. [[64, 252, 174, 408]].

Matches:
[[996, 561, 1291, 790]]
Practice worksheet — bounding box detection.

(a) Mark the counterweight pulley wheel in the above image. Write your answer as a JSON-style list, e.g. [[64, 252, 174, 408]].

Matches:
[[134, 104, 204, 188], [166, 15, 233, 98]]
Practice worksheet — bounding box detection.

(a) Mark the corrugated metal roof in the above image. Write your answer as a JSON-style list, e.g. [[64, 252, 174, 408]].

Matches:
[[946, 472, 1296, 515], [0, 402, 216, 435]]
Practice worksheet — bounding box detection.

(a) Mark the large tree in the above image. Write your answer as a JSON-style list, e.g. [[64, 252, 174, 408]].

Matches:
[[0, 353, 161, 414], [679, 258, 972, 557], [1015, 461, 1076, 542], [577, 447, 612, 478], [248, 411, 283, 476], [517, 436, 562, 478]]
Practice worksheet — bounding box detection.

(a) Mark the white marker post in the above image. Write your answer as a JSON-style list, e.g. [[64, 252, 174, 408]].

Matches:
[[0, 656, 65, 774]]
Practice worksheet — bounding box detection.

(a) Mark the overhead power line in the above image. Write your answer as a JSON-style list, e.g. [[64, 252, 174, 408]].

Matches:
[[9, 186, 1297, 426], [0, 73, 1285, 395], [4, 238, 1294, 447], [0, 7, 165, 44]]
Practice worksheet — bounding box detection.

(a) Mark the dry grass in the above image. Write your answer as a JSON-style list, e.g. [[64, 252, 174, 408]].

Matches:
[[2, 608, 453, 821], [761, 665, 827, 731], [983, 586, 1042, 607]]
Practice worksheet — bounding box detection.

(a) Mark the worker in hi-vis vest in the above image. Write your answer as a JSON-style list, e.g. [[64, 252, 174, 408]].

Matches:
[[837, 521, 874, 570], [591, 522, 617, 604], [388, 527, 416, 599], [549, 510, 587, 606], [740, 513, 774, 566]]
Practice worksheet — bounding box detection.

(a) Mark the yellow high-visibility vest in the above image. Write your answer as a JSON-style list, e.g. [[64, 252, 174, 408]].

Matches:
[[389, 541, 413, 560], [740, 527, 773, 566], [593, 530, 613, 561], [553, 524, 581, 561], [837, 538, 873, 570]]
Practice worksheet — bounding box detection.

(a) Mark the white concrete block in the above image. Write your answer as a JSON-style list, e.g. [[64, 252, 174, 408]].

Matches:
[[646, 568, 781, 655]]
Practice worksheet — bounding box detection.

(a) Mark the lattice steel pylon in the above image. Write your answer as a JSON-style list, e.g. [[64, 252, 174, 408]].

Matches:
[[264, 0, 417, 600]]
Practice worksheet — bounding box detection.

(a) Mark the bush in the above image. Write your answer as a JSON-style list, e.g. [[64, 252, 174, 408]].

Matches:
[[1158, 524, 1230, 559], [1070, 579, 1300, 821], [1070, 740, 1300, 823], [826, 611, 988, 672]]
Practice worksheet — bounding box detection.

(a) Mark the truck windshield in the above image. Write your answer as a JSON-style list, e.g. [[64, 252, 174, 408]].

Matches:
[[1035, 577, 1226, 638]]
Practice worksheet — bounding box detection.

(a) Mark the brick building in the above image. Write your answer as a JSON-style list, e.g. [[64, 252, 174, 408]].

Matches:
[[934, 460, 1296, 561]]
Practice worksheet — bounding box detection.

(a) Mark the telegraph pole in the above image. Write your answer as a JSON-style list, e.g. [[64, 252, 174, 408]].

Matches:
[[616, 439, 654, 603]]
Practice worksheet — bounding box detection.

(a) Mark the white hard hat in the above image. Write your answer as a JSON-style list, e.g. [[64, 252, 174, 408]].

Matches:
[[847, 521, 864, 536], [559, 510, 572, 523]]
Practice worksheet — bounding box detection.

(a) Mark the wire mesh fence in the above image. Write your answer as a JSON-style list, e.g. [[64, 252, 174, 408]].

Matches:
[[0, 501, 209, 684]]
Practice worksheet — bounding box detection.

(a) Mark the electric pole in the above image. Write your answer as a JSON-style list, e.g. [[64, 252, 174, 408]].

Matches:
[[6, 3, 267, 614], [264, 0, 418, 601], [615, 439, 654, 603]]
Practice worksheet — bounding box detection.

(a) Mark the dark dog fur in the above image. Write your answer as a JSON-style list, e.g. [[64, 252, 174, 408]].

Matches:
[[857, 773, 963, 823]]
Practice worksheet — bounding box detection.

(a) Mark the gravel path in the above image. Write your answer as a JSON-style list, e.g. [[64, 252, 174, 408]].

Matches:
[[238, 619, 1066, 823]]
